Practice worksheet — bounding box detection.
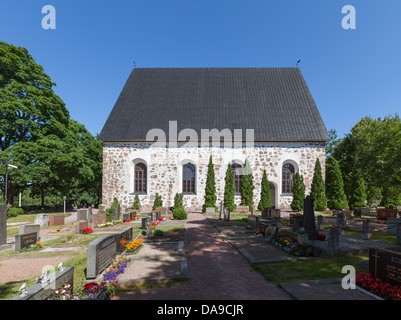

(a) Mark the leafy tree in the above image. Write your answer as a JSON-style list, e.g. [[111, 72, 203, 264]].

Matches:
[[258, 169, 272, 211], [380, 186, 401, 209], [223, 163, 236, 212], [325, 156, 349, 210], [348, 169, 367, 209], [202, 155, 217, 212], [152, 193, 163, 210], [131, 194, 141, 210], [310, 158, 327, 211], [0, 41, 102, 206], [240, 158, 254, 210], [290, 172, 305, 212]]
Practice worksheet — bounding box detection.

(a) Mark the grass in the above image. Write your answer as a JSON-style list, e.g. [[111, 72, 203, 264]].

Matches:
[[7, 212, 71, 224], [253, 254, 369, 286]]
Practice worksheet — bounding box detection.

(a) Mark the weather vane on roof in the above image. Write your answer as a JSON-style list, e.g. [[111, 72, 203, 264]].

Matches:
[[133, 60, 136, 68], [296, 59, 301, 67]]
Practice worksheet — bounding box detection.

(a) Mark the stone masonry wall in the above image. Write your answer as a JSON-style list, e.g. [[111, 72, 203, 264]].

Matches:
[[101, 142, 326, 211]]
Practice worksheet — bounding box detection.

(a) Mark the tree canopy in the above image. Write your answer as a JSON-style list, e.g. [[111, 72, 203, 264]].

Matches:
[[0, 41, 102, 207]]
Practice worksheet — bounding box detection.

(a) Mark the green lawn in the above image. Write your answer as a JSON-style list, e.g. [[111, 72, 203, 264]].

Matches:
[[7, 212, 71, 224], [253, 254, 369, 286]]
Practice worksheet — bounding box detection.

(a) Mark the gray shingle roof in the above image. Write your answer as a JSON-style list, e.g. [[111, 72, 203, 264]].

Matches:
[[98, 68, 329, 142]]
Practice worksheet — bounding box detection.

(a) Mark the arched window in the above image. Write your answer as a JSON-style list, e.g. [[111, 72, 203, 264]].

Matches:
[[232, 163, 242, 195], [282, 163, 295, 194], [183, 163, 196, 194], [135, 163, 147, 194]]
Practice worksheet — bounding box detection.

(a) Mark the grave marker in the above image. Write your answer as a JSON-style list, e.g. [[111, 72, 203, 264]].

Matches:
[[77, 209, 88, 221], [362, 220, 371, 240], [15, 232, 38, 251], [369, 247, 401, 286], [87, 234, 117, 279], [387, 218, 401, 236], [237, 206, 249, 213], [49, 215, 64, 226], [91, 213, 106, 228], [328, 226, 340, 256], [34, 214, 49, 227], [317, 215, 324, 231], [303, 196, 317, 240]]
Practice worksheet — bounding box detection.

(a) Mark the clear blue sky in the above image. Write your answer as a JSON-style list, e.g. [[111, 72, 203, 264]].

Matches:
[[1, 0, 400, 139]]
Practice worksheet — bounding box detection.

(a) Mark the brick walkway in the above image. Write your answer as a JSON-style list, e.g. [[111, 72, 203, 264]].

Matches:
[[112, 212, 293, 300]]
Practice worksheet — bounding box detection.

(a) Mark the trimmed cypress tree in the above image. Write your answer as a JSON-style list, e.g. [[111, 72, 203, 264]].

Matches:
[[202, 155, 217, 212], [173, 193, 184, 210], [131, 194, 141, 210], [291, 172, 305, 212], [325, 157, 349, 210], [348, 169, 367, 209], [310, 158, 327, 211], [223, 163, 236, 212], [240, 158, 255, 210], [152, 193, 163, 210], [258, 169, 272, 211]]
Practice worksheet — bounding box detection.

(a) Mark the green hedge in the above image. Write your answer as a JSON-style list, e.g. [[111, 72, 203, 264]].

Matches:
[[172, 207, 188, 220], [7, 207, 24, 219]]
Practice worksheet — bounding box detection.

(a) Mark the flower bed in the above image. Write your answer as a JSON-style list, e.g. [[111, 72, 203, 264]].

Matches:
[[20, 241, 44, 252], [103, 253, 131, 281], [356, 272, 401, 300], [82, 228, 93, 234], [267, 234, 313, 257], [120, 238, 144, 253]]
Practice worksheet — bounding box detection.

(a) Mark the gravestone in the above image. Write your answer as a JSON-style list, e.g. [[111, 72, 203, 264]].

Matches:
[[354, 207, 370, 218], [77, 209, 88, 221], [10, 267, 74, 300], [91, 213, 106, 228], [115, 227, 133, 254], [19, 224, 41, 239], [290, 214, 303, 231], [141, 217, 149, 229], [34, 214, 50, 227], [237, 206, 249, 213], [15, 232, 38, 251], [248, 215, 259, 230], [262, 207, 269, 218], [130, 210, 140, 219], [292, 219, 300, 233], [297, 227, 307, 244], [121, 213, 130, 222], [369, 247, 401, 286], [336, 212, 346, 234], [87, 206, 93, 223], [113, 204, 121, 221], [387, 218, 401, 235], [49, 215, 64, 226], [362, 220, 372, 240], [270, 208, 281, 219], [377, 208, 399, 220], [75, 221, 89, 234], [397, 224, 401, 246], [303, 196, 317, 240], [206, 207, 215, 214], [251, 204, 257, 216], [317, 215, 324, 231], [87, 234, 117, 279], [0, 205, 6, 245], [146, 219, 152, 237], [328, 226, 340, 256]]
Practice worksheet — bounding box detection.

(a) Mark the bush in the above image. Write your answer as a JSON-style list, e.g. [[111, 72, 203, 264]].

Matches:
[[173, 207, 188, 220], [6, 207, 24, 218]]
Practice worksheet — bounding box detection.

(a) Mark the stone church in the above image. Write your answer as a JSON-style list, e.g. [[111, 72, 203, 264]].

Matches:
[[98, 67, 329, 211]]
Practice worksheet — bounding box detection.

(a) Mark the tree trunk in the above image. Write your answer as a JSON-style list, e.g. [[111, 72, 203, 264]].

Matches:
[[6, 181, 16, 206], [41, 182, 45, 208]]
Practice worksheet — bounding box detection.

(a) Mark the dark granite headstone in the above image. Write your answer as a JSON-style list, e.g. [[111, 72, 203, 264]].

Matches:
[[317, 215, 324, 231], [87, 234, 117, 279], [369, 247, 401, 286], [15, 232, 38, 251], [141, 217, 149, 229], [303, 196, 317, 240]]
